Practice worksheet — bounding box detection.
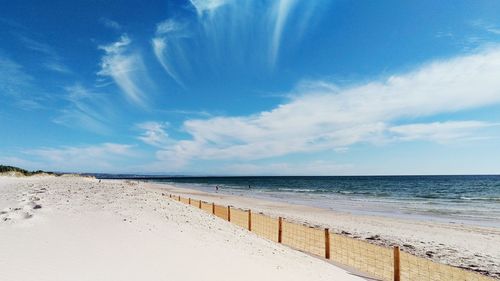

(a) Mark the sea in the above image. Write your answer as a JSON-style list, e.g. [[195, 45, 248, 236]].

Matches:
[[97, 175, 500, 228]]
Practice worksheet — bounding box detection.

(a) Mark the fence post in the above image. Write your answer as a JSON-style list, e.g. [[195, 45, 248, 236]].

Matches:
[[178, 195, 181, 201], [324, 228, 330, 259], [189, 198, 191, 205], [248, 209, 252, 231], [212, 203, 215, 215], [278, 217, 283, 243], [393, 246, 400, 281], [198, 200, 202, 209], [227, 206, 231, 221]]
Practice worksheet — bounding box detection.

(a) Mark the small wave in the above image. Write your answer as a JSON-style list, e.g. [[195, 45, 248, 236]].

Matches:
[[338, 191, 353, 195], [459, 196, 500, 202], [278, 188, 316, 193], [415, 194, 441, 199]]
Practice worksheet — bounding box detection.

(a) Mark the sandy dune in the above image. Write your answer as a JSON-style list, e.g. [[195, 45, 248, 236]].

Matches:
[[0, 176, 366, 281]]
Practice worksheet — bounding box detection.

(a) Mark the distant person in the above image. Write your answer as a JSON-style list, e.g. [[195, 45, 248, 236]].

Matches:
[[248, 185, 251, 189], [215, 185, 219, 192]]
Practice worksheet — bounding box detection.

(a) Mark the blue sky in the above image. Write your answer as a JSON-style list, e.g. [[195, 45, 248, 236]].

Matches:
[[1, 0, 500, 175]]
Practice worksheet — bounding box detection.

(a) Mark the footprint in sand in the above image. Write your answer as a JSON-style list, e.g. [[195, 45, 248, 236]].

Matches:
[[1, 209, 33, 222]]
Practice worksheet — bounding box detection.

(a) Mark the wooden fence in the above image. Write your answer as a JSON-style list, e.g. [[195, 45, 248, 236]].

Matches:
[[167, 194, 494, 281]]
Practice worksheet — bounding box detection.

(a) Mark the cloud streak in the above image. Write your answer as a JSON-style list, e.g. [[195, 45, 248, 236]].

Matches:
[[53, 85, 114, 133], [270, 0, 297, 67], [155, 47, 500, 167], [0, 55, 47, 109], [152, 0, 322, 84], [98, 35, 153, 106], [136, 121, 172, 147], [152, 20, 187, 85], [17, 35, 71, 74], [24, 143, 135, 173]]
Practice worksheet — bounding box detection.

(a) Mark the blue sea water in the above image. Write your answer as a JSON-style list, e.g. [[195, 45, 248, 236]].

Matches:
[[100, 175, 500, 227]]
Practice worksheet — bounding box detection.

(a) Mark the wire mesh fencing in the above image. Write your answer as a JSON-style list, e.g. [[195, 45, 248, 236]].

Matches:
[[330, 233, 394, 280], [180, 197, 190, 205], [214, 204, 229, 220], [168, 194, 495, 281], [230, 208, 249, 229], [281, 220, 325, 257], [189, 199, 200, 208], [399, 251, 493, 281], [200, 201, 212, 213], [251, 213, 279, 242]]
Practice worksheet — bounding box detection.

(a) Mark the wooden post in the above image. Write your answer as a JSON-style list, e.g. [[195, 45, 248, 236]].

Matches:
[[324, 228, 330, 259], [393, 246, 400, 281], [212, 202, 215, 214], [178, 195, 181, 201], [198, 200, 202, 209], [227, 206, 231, 221], [278, 217, 283, 243], [169, 194, 171, 198], [188, 198, 191, 204], [248, 209, 252, 231]]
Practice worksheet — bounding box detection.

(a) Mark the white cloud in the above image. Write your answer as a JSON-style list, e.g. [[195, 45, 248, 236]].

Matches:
[[152, 37, 183, 85], [471, 20, 500, 35], [43, 61, 71, 74], [18, 35, 71, 74], [100, 18, 122, 30], [270, 0, 298, 67], [153, 0, 320, 83], [152, 20, 188, 85], [98, 35, 152, 106], [156, 19, 180, 34], [155, 47, 500, 167], [136, 122, 172, 147], [0, 56, 34, 97], [189, 0, 229, 15], [24, 143, 135, 173], [53, 85, 113, 133], [0, 156, 40, 170], [218, 160, 353, 176], [0, 55, 46, 109], [18, 35, 55, 55], [388, 121, 498, 143]]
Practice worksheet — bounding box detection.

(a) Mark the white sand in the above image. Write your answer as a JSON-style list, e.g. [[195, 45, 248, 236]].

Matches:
[[0, 176, 366, 281], [158, 184, 500, 279]]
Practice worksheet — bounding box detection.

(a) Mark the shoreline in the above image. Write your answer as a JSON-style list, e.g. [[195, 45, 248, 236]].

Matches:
[[158, 181, 500, 228], [145, 180, 500, 279]]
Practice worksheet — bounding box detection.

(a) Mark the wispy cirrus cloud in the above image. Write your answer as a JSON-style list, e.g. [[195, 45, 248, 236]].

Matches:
[[152, 19, 187, 85], [17, 35, 71, 74], [270, 0, 298, 67], [100, 17, 122, 31], [0, 54, 45, 109], [218, 160, 354, 176], [0, 55, 34, 97], [189, 0, 229, 15], [53, 84, 114, 133], [23, 143, 136, 172], [98, 34, 153, 106], [388, 121, 498, 143], [471, 19, 500, 35], [154, 47, 500, 167], [152, 0, 323, 85]]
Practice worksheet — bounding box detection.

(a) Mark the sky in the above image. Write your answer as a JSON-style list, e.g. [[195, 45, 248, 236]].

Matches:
[[1, 0, 500, 175]]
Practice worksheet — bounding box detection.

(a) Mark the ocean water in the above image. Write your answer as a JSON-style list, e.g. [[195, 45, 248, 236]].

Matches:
[[102, 175, 500, 227]]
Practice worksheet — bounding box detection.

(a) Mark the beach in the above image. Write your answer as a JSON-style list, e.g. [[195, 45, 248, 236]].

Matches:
[[0, 175, 366, 281], [153, 181, 500, 279]]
